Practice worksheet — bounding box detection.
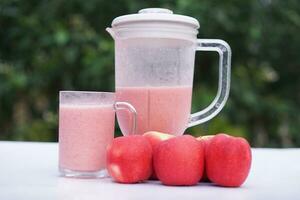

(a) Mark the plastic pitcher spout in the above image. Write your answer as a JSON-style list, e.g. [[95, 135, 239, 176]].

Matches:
[[106, 27, 116, 39]]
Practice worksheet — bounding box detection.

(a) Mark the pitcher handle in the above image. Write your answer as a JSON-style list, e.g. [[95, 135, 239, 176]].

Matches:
[[188, 39, 231, 127], [114, 102, 137, 135]]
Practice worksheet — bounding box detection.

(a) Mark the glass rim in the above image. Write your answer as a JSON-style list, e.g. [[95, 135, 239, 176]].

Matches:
[[59, 91, 115, 105], [59, 90, 115, 96]]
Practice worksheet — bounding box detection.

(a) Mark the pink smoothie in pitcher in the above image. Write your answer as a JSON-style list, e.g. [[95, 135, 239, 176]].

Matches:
[[59, 104, 114, 172], [116, 86, 192, 136]]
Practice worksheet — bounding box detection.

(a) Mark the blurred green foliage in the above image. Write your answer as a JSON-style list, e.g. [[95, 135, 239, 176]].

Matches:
[[0, 0, 299, 147]]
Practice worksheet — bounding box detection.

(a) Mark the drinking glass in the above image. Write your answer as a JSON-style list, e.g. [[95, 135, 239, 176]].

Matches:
[[59, 91, 136, 178]]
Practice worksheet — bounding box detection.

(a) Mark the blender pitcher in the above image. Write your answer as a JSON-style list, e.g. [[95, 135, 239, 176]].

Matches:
[[107, 8, 231, 136]]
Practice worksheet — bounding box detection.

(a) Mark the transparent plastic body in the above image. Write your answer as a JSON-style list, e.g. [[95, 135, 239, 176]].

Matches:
[[115, 38, 195, 87], [58, 91, 136, 178]]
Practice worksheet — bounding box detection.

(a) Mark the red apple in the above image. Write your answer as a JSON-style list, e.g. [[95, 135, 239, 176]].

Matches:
[[206, 133, 252, 187], [106, 135, 152, 183], [197, 135, 214, 148], [143, 131, 174, 148], [197, 135, 214, 182], [154, 135, 204, 186], [143, 131, 174, 179]]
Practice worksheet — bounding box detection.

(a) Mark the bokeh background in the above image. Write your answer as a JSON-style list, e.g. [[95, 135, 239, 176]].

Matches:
[[0, 0, 299, 147]]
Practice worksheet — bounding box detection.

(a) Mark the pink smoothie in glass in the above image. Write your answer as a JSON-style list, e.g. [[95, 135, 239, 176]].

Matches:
[[59, 104, 114, 172], [116, 86, 192, 136]]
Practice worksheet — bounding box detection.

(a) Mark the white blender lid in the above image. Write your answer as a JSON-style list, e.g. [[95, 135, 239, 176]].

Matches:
[[112, 8, 200, 29]]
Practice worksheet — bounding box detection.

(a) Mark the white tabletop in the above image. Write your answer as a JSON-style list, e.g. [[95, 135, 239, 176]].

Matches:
[[0, 141, 299, 200]]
